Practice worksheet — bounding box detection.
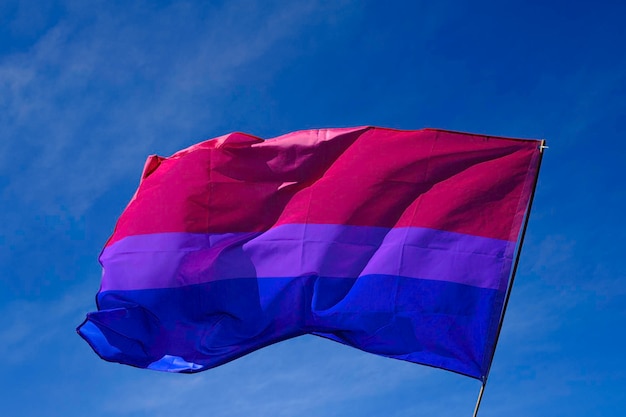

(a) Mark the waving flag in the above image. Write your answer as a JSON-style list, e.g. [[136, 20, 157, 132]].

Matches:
[[78, 127, 542, 380]]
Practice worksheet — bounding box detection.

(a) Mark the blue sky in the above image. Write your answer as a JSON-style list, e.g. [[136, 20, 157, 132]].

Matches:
[[1, 0, 625, 416]]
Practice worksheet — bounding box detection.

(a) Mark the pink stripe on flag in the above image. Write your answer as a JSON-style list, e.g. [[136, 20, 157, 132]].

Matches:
[[107, 127, 540, 247]]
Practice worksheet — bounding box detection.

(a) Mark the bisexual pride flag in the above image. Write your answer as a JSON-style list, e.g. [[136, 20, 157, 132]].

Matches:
[[78, 127, 542, 380]]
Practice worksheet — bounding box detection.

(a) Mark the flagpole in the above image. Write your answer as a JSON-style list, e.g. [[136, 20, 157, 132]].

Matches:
[[470, 140, 547, 417], [472, 383, 486, 417]]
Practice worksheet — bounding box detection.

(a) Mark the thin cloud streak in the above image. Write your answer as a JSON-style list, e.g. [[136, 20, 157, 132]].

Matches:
[[0, 0, 355, 218], [0, 281, 94, 364], [99, 336, 457, 417]]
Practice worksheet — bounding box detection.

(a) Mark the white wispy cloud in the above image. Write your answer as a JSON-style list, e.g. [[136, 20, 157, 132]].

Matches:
[[0, 281, 95, 365], [0, 0, 356, 219], [97, 336, 470, 417]]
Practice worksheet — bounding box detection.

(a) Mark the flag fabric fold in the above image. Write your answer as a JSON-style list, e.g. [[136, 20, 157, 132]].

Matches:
[[78, 126, 542, 380]]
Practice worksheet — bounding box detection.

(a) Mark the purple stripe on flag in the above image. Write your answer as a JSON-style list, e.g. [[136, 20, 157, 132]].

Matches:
[[100, 224, 514, 292]]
